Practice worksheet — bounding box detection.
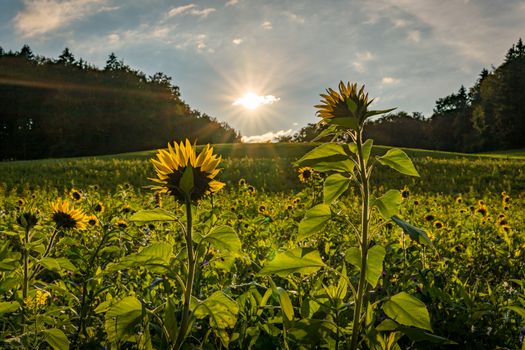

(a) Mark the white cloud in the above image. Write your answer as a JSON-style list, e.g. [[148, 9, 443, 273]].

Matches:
[[357, 51, 375, 61], [13, 0, 114, 37], [352, 51, 375, 73], [261, 21, 273, 30], [190, 8, 216, 18], [373, 0, 525, 63], [241, 129, 293, 143], [168, 4, 215, 18], [232, 38, 243, 45], [407, 30, 421, 43], [232, 93, 280, 108], [107, 33, 120, 45], [168, 4, 196, 17], [352, 62, 365, 73], [284, 12, 305, 24], [381, 76, 400, 85], [392, 18, 408, 28], [225, 0, 239, 6]]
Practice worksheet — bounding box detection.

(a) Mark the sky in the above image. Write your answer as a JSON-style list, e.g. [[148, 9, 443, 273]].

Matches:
[[1, 0, 524, 142]]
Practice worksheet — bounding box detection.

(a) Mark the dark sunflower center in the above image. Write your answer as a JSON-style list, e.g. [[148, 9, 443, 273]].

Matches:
[[167, 166, 213, 202], [72, 192, 81, 200], [303, 170, 312, 178], [52, 212, 78, 229]]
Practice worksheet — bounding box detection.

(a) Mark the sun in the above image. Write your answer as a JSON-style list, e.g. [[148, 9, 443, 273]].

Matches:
[[233, 92, 263, 110]]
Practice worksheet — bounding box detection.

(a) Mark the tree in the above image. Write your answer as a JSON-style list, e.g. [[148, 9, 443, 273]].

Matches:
[[57, 47, 75, 65], [19, 45, 34, 60]]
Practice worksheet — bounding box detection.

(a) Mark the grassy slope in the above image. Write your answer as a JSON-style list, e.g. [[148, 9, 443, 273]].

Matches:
[[89, 143, 525, 161], [1, 143, 524, 194]]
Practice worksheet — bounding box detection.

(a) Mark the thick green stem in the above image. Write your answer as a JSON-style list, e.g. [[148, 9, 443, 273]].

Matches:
[[173, 197, 196, 350], [350, 130, 370, 350]]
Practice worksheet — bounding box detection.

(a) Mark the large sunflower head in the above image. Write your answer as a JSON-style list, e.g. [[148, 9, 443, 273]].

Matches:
[[315, 81, 371, 127], [315, 81, 394, 131], [50, 200, 88, 230], [150, 139, 225, 202]]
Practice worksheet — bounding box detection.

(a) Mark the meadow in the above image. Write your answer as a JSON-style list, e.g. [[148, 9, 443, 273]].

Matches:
[[0, 142, 524, 349]]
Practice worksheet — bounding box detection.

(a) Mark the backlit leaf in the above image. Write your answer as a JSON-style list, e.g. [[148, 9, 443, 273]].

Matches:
[[377, 148, 419, 177], [298, 204, 331, 241], [382, 292, 432, 331], [371, 190, 402, 220], [323, 174, 350, 204], [259, 248, 326, 277]]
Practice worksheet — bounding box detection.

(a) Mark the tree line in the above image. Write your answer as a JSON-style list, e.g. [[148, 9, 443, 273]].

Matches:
[[0, 45, 241, 160], [286, 39, 525, 152]]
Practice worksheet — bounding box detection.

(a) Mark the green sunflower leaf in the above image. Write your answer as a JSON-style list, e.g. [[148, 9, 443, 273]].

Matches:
[[392, 216, 434, 248], [0, 301, 20, 314], [259, 247, 326, 277], [193, 291, 239, 347], [345, 245, 386, 288], [130, 208, 177, 222], [323, 174, 350, 204], [298, 204, 331, 241], [382, 292, 432, 331], [377, 148, 419, 177], [273, 287, 294, 321], [200, 225, 241, 254], [371, 190, 402, 220], [43, 328, 70, 350]]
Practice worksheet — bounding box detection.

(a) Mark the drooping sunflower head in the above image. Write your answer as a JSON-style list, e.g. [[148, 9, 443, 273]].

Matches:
[[315, 81, 374, 129], [298, 167, 314, 183], [150, 139, 225, 202], [51, 200, 88, 230]]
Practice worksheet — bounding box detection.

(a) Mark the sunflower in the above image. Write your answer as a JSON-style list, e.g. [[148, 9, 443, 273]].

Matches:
[[475, 205, 489, 218], [455, 196, 463, 204], [258, 205, 267, 215], [433, 221, 444, 229], [424, 214, 435, 222], [69, 188, 82, 202], [94, 202, 105, 213], [51, 200, 88, 230], [315, 81, 373, 127], [401, 186, 410, 199], [87, 215, 99, 226], [116, 220, 128, 229], [298, 167, 314, 183], [238, 178, 247, 187], [150, 140, 225, 202]]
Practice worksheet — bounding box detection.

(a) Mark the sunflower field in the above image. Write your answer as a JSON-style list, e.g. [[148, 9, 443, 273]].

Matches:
[[1, 83, 525, 350]]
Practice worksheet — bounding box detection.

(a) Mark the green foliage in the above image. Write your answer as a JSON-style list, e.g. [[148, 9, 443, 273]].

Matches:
[[259, 248, 326, 277], [371, 189, 402, 220], [298, 204, 331, 240], [377, 148, 420, 177], [345, 245, 386, 288], [382, 292, 432, 331], [323, 173, 351, 204], [43, 328, 70, 350]]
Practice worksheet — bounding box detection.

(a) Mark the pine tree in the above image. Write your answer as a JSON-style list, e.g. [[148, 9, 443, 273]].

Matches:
[[57, 48, 75, 65]]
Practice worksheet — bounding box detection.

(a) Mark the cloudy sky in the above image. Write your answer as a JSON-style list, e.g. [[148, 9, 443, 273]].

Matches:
[[1, 0, 524, 141]]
